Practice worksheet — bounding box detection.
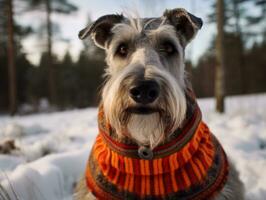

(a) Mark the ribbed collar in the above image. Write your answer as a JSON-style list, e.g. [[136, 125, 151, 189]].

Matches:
[[97, 90, 201, 159]]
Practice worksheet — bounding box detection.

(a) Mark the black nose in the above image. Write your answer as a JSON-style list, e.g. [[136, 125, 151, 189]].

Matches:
[[129, 80, 160, 104]]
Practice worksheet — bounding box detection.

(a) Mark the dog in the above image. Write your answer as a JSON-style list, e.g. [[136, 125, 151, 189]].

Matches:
[[74, 8, 244, 200]]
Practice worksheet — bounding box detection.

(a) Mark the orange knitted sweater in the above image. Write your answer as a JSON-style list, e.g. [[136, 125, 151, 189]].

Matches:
[[85, 98, 228, 200]]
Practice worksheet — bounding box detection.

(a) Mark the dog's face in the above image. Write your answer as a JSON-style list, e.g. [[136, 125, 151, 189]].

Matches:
[[79, 8, 202, 148]]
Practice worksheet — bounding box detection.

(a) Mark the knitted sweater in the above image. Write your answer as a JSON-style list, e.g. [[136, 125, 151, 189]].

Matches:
[[85, 95, 229, 200]]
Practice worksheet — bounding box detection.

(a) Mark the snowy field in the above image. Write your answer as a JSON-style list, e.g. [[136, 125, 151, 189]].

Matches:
[[0, 94, 266, 200]]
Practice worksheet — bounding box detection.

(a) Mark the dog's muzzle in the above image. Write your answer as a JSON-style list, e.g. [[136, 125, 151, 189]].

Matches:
[[129, 80, 160, 105]]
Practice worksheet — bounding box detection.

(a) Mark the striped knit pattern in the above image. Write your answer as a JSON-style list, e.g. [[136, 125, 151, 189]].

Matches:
[[85, 96, 229, 200]]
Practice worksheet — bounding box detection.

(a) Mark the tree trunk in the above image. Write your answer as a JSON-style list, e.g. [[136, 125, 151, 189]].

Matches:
[[232, 0, 246, 94], [215, 0, 226, 113], [6, 0, 17, 115], [45, 0, 56, 105]]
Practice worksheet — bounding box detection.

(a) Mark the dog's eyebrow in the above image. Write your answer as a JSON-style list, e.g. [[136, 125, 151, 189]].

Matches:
[[148, 29, 180, 48], [143, 18, 158, 30], [156, 36, 179, 48], [109, 24, 138, 52], [111, 39, 132, 51], [147, 25, 177, 41]]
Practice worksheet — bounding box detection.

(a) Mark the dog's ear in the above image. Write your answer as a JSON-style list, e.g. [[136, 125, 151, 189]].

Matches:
[[78, 14, 124, 49], [163, 8, 202, 45]]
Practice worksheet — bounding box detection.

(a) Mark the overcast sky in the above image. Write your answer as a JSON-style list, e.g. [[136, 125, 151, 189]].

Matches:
[[19, 0, 215, 66]]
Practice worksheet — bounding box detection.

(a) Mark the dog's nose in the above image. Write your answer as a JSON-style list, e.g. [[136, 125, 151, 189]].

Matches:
[[129, 80, 160, 104]]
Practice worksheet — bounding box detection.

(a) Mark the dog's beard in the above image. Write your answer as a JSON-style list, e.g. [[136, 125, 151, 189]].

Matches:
[[102, 88, 187, 149], [102, 67, 187, 149], [127, 113, 165, 149]]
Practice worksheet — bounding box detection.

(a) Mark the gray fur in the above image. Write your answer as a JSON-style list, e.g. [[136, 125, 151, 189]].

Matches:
[[214, 160, 245, 200], [73, 177, 95, 200], [75, 8, 245, 200]]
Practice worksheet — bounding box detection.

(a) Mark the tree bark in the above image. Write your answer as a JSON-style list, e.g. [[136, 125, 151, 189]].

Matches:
[[232, 0, 246, 94], [45, 0, 56, 105], [6, 0, 17, 115], [215, 0, 226, 113]]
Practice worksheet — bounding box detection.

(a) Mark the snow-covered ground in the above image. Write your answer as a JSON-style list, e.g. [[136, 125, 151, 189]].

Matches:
[[0, 94, 266, 200]]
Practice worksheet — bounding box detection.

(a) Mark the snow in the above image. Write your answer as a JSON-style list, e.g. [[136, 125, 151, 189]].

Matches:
[[0, 94, 266, 200], [198, 94, 266, 200]]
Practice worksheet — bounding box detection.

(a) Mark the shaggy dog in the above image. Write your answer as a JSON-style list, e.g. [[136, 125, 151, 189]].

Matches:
[[74, 8, 244, 200]]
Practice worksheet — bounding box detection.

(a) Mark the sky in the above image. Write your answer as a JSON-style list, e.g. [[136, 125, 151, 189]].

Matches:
[[19, 0, 215, 66]]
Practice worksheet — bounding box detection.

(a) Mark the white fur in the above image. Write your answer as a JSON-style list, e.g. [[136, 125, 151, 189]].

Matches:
[[214, 160, 245, 200], [147, 25, 186, 87], [75, 10, 244, 200], [127, 113, 164, 149], [103, 24, 187, 148], [102, 50, 187, 147]]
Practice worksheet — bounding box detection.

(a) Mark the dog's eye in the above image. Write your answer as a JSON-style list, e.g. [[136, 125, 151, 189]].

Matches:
[[159, 42, 177, 55], [116, 43, 128, 57]]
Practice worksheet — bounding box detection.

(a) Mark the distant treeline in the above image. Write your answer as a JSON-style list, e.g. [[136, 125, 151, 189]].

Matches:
[[1, 0, 266, 113], [0, 34, 265, 113], [0, 47, 105, 112], [189, 33, 266, 98]]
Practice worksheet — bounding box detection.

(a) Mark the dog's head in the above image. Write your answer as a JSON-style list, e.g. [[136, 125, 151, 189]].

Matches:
[[79, 8, 202, 148]]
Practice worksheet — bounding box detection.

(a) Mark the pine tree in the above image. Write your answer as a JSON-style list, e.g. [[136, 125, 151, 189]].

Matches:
[[215, 0, 226, 113], [209, 0, 252, 95], [246, 0, 266, 41], [26, 0, 77, 105], [6, 0, 17, 115]]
